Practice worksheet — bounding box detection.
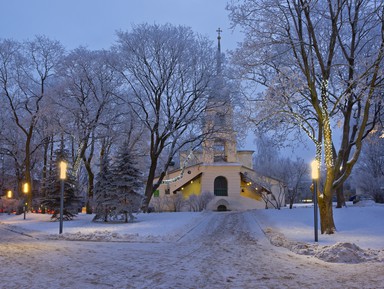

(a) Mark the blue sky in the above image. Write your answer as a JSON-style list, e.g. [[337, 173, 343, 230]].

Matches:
[[0, 0, 241, 51], [0, 0, 314, 159]]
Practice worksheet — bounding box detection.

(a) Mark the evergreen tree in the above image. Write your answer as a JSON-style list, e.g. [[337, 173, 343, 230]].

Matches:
[[110, 143, 144, 222], [93, 154, 115, 222], [41, 142, 81, 221]]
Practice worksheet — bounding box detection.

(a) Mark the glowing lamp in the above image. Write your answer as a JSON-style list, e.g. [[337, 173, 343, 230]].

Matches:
[[311, 160, 319, 180], [60, 161, 67, 180], [23, 183, 29, 194]]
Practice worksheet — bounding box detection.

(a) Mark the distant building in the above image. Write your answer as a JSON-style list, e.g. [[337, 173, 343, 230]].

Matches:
[[152, 30, 285, 211]]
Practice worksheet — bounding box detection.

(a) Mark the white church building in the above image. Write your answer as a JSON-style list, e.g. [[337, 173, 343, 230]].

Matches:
[[152, 30, 286, 211]]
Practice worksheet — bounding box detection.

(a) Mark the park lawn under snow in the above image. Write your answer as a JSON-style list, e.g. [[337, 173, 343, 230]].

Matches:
[[0, 210, 206, 243], [1, 201, 383, 250], [1, 202, 384, 289]]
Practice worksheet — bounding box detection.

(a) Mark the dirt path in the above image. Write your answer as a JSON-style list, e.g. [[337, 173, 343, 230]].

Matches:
[[0, 212, 383, 289]]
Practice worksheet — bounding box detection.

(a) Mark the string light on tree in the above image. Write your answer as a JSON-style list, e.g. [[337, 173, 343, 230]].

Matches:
[[321, 79, 334, 168], [161, 149, 194, 184]]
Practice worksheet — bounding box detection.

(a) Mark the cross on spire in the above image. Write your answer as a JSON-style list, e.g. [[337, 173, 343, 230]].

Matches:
[[216, 28, 222, 54], [216, 27, 222, 38]]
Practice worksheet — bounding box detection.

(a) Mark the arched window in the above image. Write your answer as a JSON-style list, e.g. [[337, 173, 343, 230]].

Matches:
[[214, 176, 228, 196]]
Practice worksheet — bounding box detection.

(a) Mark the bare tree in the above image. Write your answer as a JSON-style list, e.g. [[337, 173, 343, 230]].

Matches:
[[284, 158, 309, 209], [253, 137, 310, 209], [164, 194, 185, 212], [228, 0, 384, 234], [353, 130, 384, 203], [253, 134, 281, 178], [185, 192, 214, 212], [0, 36, 64, 206], [0, 119, 26, 200], [56, 47, 121, 212], [186, 194, 200, 212], [252, 135, 291, 209], [114, 24, 216, 211], [150, 195, 167, 212]]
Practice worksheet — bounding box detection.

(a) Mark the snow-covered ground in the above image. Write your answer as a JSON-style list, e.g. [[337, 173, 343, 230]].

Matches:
[[0, 202, 383, 289]]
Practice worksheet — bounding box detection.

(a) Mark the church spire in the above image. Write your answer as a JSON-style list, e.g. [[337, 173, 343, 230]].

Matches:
[[216, 28, 222, 75], [216, 27, 222, 53]]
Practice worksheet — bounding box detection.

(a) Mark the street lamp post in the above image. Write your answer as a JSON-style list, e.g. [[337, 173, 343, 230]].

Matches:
[[311, 159, 319, 242], [59, 161, 67, 234], [23, 183, 29, 220], [1, 156, 4, 195], [6, 190, 13, 215], [6, 190, 13, 199]]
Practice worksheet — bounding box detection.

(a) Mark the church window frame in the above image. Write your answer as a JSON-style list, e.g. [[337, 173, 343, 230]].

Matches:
[[214, 176, 228, 196]]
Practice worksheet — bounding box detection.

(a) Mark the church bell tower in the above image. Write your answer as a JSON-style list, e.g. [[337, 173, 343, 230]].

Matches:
[[202, 28, 237, 164]]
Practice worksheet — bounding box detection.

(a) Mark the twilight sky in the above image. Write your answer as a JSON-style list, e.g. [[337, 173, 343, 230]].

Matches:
[[0, 0, 314, 159], [0, 0, 242, 51]]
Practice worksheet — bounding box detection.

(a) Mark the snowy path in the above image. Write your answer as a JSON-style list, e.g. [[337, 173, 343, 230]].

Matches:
[[0, 211, 383, 289]]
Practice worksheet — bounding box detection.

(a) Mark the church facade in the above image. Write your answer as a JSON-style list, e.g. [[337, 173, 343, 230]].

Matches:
[[151, 30, 286, 211], [152, 145, 285, 211]]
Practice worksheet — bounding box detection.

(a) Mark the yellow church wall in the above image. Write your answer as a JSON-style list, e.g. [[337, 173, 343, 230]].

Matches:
[[180, 178, 202, 199], [240, 180, 262, 201], [155, 164, 204, 198]]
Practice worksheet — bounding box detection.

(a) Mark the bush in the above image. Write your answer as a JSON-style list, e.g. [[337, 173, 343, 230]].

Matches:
[[186, 192, 214, 212]]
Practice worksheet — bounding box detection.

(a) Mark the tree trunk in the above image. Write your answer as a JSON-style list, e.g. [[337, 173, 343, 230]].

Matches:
[[142, 157, 168, 212], [24, 130, 33, 210], [335, 184, 345, 208], [83, 160, 94, 214], [320, 89, 337, 234], [83, 133, 95, 214], [41, 136, 51, 198], [318, 175, 336, 234], [142, 165, 158, 212], [318, 195, 336, 234]]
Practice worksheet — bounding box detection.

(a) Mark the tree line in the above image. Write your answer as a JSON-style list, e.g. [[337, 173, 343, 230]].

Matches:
[[0, 24, 219, 215]]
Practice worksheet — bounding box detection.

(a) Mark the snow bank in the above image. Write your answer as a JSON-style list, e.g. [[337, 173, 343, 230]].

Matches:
[[315, 242, 381, 263], [258, 203, 384, 264], [264, 227, 384, 263]]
